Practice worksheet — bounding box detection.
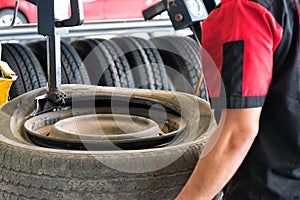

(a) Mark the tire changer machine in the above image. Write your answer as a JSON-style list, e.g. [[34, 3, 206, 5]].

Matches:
[[0, 0, 217, 149]]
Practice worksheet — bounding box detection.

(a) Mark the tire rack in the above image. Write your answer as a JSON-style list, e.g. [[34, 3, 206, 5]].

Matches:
[[0, 20, 185, 42]]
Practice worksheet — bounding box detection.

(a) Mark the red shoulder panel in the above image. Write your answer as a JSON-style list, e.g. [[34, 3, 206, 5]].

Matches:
[[202, 0, 283, 99]]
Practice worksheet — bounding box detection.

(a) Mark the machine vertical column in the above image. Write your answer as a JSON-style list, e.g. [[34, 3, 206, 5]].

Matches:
[[47, 35, 62, 94], [31, 0, 83, 113]]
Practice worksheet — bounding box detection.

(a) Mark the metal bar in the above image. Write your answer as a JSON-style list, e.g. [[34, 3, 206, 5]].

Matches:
[[47, 35, 61, 92], [0, 20, 176, 41]]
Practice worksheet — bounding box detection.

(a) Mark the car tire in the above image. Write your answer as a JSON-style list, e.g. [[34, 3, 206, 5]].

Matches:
[[0, 85, 214, 200], [0, 9, 28, 26], [1, 43, 47, 99], [71, 39, 135, 88], [151, 36, 209, 101], [27, 40, 91, 85], [112, 36, 169, 90]]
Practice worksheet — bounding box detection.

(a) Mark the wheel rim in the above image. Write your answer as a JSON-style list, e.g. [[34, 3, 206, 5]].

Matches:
[[23, 95, 187, 150], [0, 15, 23, 26]]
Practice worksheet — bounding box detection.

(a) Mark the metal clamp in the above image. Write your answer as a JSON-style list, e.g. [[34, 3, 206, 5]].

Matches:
[[55, 0, 84, 28]]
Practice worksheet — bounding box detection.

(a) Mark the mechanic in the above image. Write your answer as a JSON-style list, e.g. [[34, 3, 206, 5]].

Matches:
[[176, 0, 299, 199]]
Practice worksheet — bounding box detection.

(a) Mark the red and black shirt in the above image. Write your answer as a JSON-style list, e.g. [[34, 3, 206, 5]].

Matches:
[[202, 0, 300, 198]]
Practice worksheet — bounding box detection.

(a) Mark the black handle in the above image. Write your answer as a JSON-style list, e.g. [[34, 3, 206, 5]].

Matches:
[[26, 0, 37, 5], [55, 0, 84, 27], [143, 1, 166, 20]]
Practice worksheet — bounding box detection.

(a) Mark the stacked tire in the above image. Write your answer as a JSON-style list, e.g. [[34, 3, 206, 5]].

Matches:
[[1, 36, 208, 101], [150, 35, 208, 101], [1, 43, 47, 99], [70, 38, 135, 88], [27, 40, 91, 85], [1, 40, 91, 100], [71, 35, 208, 100]]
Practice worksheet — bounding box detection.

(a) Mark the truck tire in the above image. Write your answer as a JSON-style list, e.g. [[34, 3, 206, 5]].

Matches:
[[0, 85, 214, 200], [151, 36, 208, 101], [1, 43, 47, 99], [112, 37, 169, 90], [27, 40, 91, 85], [71, 39, 135, 88]]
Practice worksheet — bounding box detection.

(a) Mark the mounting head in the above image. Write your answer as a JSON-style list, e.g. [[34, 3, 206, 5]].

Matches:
[[143, 0, 217, 30], [165, 0, 216, 30]]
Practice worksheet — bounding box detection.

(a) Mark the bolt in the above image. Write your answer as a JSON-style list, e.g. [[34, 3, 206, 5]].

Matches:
[[175, 14, 183, 21]]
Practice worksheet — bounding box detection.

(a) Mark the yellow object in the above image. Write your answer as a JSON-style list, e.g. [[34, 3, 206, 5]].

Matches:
[[194, 70, 204, 96], [0, 61, 17, 106]]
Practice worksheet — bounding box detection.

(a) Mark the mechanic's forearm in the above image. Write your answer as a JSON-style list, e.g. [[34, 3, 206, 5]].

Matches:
[[176, 108, 261, 200], [177, 130, 255, 199]]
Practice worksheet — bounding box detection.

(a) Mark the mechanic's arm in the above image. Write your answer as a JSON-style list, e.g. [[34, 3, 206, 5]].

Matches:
[[176, 107, 262, 200]]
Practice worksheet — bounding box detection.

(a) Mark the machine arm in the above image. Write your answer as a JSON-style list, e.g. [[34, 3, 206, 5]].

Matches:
[[32, 0, 84, 115]]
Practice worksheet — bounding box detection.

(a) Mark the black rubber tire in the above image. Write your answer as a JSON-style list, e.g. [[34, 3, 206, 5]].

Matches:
[[0, 141, 197, 200], [0, 85, 213, 200], [112, 36, 169, 90], [151, 36, 209, 101], [0, 9, 28, 26], [27, 40, 91, 85], [1, 43, 47, 99], [71, 39, 135, 88]]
